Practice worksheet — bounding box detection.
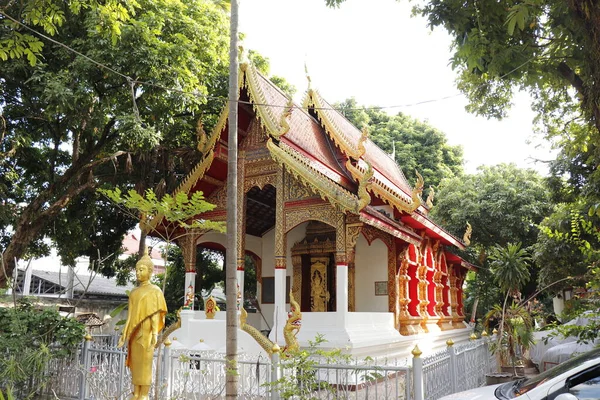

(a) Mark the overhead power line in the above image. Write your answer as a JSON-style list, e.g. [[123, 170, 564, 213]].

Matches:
[[0, 10, 534, 114]]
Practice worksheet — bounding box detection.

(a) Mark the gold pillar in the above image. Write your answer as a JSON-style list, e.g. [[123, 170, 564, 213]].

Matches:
[[345, 223, 362, 312], [179, 230, 201, 273]]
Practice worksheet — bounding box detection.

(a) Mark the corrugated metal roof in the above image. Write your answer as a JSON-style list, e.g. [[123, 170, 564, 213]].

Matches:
[[31, 269, 133, 296]]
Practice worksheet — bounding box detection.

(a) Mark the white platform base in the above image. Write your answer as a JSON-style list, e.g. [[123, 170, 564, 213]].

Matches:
[[168, 310, 472, 360]]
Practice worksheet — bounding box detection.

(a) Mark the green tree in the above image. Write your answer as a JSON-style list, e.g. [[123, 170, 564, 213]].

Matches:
[[0, 0, 230, 286], [486, 242, 532, 373], [336, 97, 464, 188], [431, 164, 553, 319], [533, 203, 588, 292], [159, 245, 224, 321]]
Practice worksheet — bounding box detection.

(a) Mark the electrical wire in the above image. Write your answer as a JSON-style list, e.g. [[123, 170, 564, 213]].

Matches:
[[0, 10, 535, 113]]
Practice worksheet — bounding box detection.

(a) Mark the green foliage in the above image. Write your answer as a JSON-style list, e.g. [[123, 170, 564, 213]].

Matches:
[[533, 203, 589, 292], [336, 97, 464, 188], [489, 242, 531, 295], [266, 334, 352, 399], [0, 298, 85, 397], [99, 188, 226, 239], [485, 303, 535, 368], [0, 0, 231, 285], [158, 245, 223, 320], [0, 387, 15, 400]]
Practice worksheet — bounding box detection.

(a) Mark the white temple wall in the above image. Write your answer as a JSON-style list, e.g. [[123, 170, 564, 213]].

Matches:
[[354, 235, 388, 312], [197, 231, 227, 249]]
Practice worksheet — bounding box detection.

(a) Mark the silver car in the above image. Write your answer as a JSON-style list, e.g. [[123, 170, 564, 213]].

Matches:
[[438, 347, 600, 400]]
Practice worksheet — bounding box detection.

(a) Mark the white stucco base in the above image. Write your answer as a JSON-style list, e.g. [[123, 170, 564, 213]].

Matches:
[[169, 310, 270, 358], [169, 309, 473, 360]]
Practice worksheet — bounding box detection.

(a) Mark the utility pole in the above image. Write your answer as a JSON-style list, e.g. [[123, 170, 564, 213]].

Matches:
[[225, 0, 239, 398]]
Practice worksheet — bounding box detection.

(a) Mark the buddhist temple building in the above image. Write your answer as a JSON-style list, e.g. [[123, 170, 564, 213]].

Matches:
[[149, 63, 476, 355]]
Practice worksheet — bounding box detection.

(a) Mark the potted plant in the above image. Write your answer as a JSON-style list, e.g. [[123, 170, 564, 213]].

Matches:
[[483, 243, 533, 382]]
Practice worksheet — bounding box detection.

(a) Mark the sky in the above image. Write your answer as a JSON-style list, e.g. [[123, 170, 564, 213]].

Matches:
[[238, 0, 556, 175]]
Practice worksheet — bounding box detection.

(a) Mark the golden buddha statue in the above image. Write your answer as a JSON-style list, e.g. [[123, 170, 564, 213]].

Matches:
[[117, 248, 167, 400]]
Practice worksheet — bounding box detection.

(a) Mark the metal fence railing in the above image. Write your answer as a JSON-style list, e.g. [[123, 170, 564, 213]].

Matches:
[[38, 333, 495, 400]]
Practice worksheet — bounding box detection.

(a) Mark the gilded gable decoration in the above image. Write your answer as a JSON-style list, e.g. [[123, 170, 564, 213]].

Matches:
[[267, 138, 359, 213], [285, 172, 317, 201], [207, 186, 227, 210], [242, 118, 268, 150]]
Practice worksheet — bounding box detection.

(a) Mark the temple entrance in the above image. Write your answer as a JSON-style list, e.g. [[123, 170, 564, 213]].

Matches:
[[291, 221, 337, 312]]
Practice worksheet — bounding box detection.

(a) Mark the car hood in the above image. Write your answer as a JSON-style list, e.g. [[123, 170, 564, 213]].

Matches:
[[437, 384, 502, 400]]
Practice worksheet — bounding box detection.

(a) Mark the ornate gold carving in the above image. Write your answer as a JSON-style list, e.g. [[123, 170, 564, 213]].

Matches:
[[426, 186, 435, 209], [275, 257, 287, 269], [345, 159, 373, 211], [205, 296, 218, 319], [407, 170, 424, 213], [244, 174, 276, 193], [275, 169, 285, 259], [242, 118, 268, 150], [463, 222, 472, 246], [291, 255, 302, 306], [178, 232, 200, 272], [358, 128, 368, 159], [361, 224, 394, 251], [302, 89, 364, 160], [285, 172, 317, 201], [241, 63, 292, 139], [207, 186, 227, 210], [285, 204, 340, 237], [245, 158, 278, 177], [310, 258, 329, 312], [387, 240, 397, 324], [267, 139, 360, 213]]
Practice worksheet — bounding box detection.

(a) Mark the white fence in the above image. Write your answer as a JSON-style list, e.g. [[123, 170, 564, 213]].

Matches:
[[40, 334, 496, 400]]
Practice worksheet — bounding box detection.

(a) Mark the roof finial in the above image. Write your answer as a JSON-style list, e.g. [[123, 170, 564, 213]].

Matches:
[[304, 61, 312, 89], [238, 45, 247, 64], [391, 141, 396, 160]]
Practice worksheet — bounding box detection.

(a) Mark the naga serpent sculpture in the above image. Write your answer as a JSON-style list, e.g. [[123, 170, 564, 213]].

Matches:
[[240, 291, 302, 356]]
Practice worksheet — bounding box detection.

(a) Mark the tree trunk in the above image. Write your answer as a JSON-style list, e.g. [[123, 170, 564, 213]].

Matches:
[[0, 141, 121, 287], [1, 179, 95, 286], [226, 1, 239, 397]]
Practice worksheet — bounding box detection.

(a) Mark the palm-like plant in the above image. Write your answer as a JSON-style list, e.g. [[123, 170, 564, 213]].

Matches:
[[486, 242, 531, 374]]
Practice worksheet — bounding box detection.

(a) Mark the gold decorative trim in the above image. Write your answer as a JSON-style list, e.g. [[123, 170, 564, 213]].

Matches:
[[267, 139, 359, 213], [345, 160, 373, 211], [463, 222, 472, 246], [303, 89, 363, 159], [242, 63, 292, 139], [285, 204, 339, 234], [145, 150, 215, 231]]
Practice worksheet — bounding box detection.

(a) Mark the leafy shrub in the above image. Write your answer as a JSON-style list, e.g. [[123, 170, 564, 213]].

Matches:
[[0, 298, 85, 398]]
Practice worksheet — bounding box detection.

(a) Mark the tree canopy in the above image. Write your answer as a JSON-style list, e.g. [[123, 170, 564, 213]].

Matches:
[[336, 98, 464, 188], [431, 163, 553, 319], [0, 0, 231, 285]]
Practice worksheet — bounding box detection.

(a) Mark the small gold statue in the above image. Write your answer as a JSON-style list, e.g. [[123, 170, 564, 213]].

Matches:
[[118, 248, 167, 400], [205, 295, 218, 319]]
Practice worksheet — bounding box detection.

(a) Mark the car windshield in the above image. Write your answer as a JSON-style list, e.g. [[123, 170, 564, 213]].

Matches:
[[504, 347, 600, 398]]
